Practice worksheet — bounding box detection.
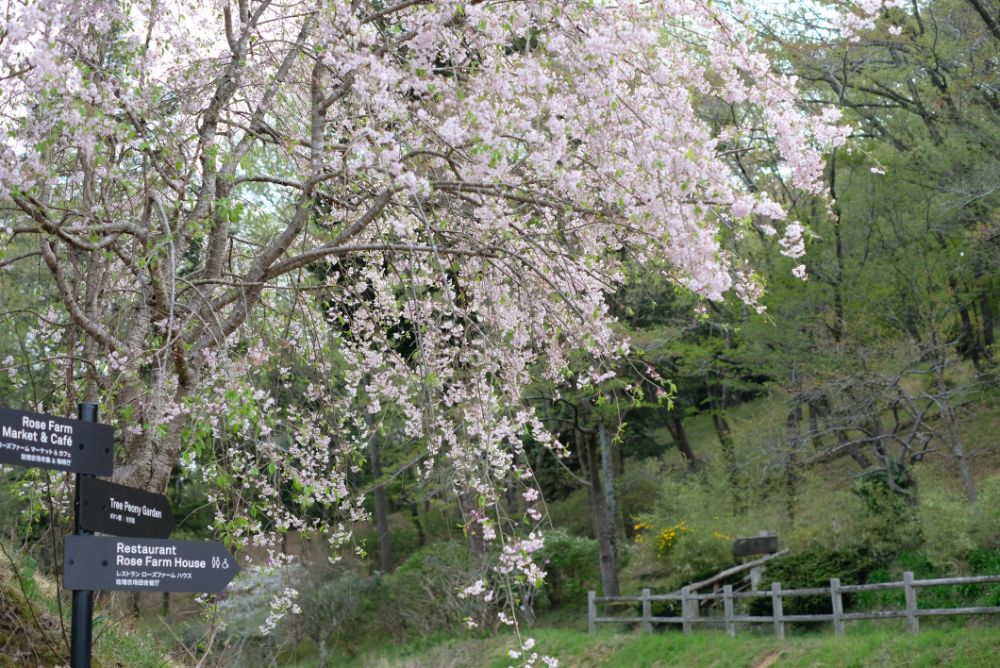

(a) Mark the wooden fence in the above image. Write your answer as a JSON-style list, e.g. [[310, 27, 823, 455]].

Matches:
[[588, 572, 1000, 638]]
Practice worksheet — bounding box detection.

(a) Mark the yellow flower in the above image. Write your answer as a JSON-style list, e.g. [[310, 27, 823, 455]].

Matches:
[[633, 521, 651, 544], [655, 521, 689, 556]]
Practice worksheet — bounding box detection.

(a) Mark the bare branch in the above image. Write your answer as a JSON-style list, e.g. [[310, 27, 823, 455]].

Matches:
[[40, 240, 124, 352]]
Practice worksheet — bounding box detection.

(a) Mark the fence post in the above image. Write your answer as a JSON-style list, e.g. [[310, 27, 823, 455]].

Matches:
[[641, 588, 652, 633], [903, 571, 919, 635], [588, 591, 596, 636], [830, 577, 845, 636], [723, 584, 735, 637], [771, 582, 785, 639], [681, 586, 693, 635]]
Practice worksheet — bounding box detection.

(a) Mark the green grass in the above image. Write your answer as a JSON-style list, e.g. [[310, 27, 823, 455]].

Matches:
[[316, 625, 1000, 668]]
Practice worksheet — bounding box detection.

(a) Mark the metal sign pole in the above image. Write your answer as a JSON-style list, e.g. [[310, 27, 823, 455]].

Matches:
[[70, 402, 98, 668]]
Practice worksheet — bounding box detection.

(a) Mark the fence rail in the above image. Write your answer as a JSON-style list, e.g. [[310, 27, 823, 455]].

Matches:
[[587, 572, 1000, 638]]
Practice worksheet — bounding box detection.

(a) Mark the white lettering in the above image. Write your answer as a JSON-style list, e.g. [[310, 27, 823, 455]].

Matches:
[[46, 420, 72, 434], [116, 542, 178, 556], [21, 416, 44, 430], [2, 425, 38, 441]]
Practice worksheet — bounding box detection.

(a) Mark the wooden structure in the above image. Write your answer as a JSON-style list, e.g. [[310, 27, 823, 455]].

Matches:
[[588, 572, 1000, 637]]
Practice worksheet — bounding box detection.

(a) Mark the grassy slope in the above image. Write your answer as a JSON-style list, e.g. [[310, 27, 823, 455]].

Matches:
[[328, 626, 1000, 668], [0, 549, 175, 667]]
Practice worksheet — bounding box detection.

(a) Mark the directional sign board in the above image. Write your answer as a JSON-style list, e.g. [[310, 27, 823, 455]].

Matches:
[[64, 535, 239, 593], [733, 535, 780, 558], [0, 406, 113, 475], [79, 477, 174, 539]]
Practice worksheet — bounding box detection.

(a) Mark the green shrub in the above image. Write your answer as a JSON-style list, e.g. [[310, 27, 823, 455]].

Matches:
[[288, 564, 389, 653], [749, 547, 882, 616], [853, 550, 1000, 613], [968, 547, 1000, 575], [536, 529, 599, 608], [852, 465, 920, 557], [379, 541, 495, 638]]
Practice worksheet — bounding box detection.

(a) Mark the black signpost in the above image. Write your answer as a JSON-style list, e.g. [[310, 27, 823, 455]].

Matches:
[[0, 402, 242, 667], [71, 403, 99, 668], [0, 405, 113, 475], [78, 477, 175, 539], [64, 535, 240, 593]]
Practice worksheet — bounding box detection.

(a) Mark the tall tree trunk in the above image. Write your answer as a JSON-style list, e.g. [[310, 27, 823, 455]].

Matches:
[[953, 280, 984, 371], [807, 397, 825, 451], [708, 382, 741, 512], [785, 403, 803, 522], [599, 422, 627, 546], [318, 637, 329, 668], [935, 233, 984, 371], [982, 296, 995, 350], [975, 257, 995, 353], [933, 366, 977, 502], [579, 424, 618, 597], [948, 425, 977, 503], [829, 149, 846, 344], [666, 414, 700, 471], [408, 498, 427, 548]]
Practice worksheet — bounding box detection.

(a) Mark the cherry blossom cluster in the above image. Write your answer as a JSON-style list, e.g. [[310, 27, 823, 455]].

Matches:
[[0, 0, 900, 653]]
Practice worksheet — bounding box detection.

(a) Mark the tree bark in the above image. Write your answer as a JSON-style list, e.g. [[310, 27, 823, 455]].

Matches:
[[318, 637, 329, 668], [708, 382, 741, 512], [666, 414, 700, 471], [580, 423, 618, 597], [408, 498, 426, 548], [953, 280, 984, 371], [598, 422, 627, 546]]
